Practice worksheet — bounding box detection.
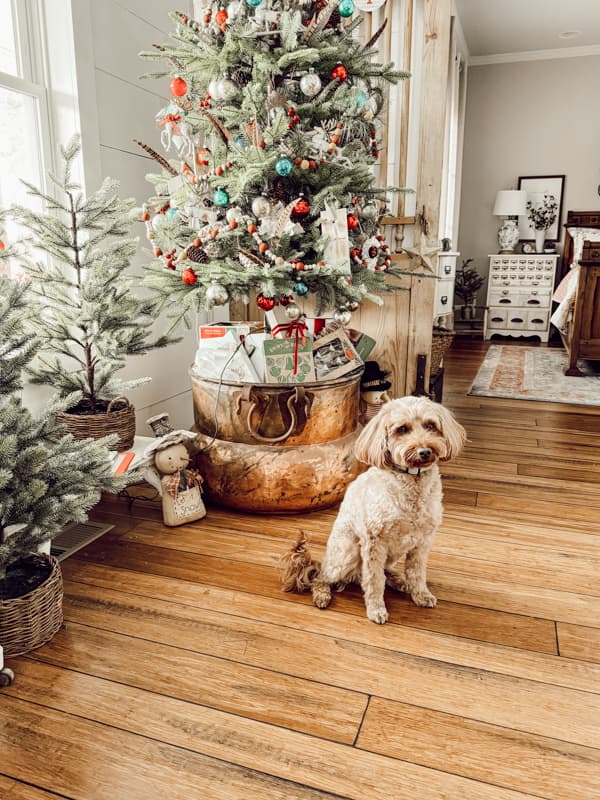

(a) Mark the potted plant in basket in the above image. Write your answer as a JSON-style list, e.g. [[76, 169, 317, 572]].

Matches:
[[455, 258, 485, 321], [0, 271, 122, 665], [1, 136, 177, 451], [527, 194, 558, 254]]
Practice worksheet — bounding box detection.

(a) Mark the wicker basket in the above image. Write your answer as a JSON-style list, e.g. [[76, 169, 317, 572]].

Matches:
[[430, 328, 455, 375], [57, 396, 135, 451], [0, 554, 63, 657]]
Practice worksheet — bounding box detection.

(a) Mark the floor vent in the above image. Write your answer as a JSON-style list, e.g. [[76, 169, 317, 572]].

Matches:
[[50, 521, 114, 561]]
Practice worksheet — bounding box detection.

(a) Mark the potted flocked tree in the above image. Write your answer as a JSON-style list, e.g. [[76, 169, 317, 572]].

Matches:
[[2, 136, 177, 451], [0, 268, 122, 663]]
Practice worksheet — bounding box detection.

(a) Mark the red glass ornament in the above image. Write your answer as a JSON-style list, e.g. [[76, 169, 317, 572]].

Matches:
[[170, 77, 188, 97], [279, 295, 293, 306], [331, 64, 348, 82], [292, 198, 311, 217], [257, 293, 276, 311], [215, 8, 228, 26], [347, 213, 359, 230], [181, 268, 198, 285]]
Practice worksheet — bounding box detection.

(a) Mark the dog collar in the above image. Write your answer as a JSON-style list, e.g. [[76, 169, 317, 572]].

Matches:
[[391, 464, 434, 476]]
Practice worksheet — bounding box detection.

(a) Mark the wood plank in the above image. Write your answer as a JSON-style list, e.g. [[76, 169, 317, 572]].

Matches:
[[558, 623, 600, 664], [358, 697, 600, 800], [0, 777, 66, 800], [29, 621, 365, 744], [58, 579, 600, 746], [0, 696, 342, 800], [475, 492, 600, 525], [67, 538, 560, 655], [3, 660, 537, 800]]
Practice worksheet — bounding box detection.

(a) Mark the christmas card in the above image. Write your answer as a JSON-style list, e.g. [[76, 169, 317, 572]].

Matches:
[[312, 329, 363, 382], [263, 337, 316, 384]]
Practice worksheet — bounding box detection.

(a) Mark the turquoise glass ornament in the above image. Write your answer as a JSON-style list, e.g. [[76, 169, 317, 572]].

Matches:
[[275, 156, 293, 177], [294, 280, 309, 296], [338, 0, 355, 17], [235, 134, 247, 150], [165, 207, 178, 219], [246, 0, 263, 7], [355, 90, 368, 109], [213, 188, 230, 207]]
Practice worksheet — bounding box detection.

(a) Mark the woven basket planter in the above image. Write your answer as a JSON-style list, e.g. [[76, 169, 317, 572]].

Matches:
[[431, 328, 455, 375], [0, 554, 63, 657], [57, 396, 135, 451]]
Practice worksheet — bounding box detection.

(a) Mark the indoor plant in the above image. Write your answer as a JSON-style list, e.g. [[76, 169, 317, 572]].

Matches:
[[527, 193, 558, 253], [0, 270, 121, 658], [455, 258, 484, 320], [2, 136, 176, 450]]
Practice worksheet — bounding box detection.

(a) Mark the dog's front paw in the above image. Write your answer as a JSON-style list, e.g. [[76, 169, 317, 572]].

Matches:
[[411, 589, 437, 608], [366, 604, 389, 624]]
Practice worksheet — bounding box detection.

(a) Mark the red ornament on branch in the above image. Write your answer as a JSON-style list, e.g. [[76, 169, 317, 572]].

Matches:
[[292, 197, 311, 217], [331, 63, 348, 82], [170, 77, 188, 97], [257, 293, 276, 311], [347, 213, 359, 230], [181, 268, 198, 285], [215, 7, 228, 30]]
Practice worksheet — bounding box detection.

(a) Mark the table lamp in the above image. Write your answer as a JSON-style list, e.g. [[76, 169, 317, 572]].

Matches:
[[493, 190, 527, 253]]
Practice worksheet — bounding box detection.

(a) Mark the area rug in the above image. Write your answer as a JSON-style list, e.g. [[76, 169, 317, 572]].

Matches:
[[468, 345, 600, 406]]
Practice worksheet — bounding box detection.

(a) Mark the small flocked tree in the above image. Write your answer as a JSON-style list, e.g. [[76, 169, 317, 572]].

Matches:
[[2, 136, 176, 415], [0, 263, 121, 588], [138, 1, 410, 325]]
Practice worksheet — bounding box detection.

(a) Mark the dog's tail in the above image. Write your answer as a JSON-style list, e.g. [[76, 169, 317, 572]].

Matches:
[[279, 531, 321, 593]]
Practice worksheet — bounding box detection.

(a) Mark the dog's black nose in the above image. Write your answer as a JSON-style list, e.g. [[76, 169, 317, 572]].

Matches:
[[417, 447, 432, 460]]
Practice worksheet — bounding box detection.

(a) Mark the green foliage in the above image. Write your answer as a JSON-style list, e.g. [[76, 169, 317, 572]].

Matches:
[[2, 136, 178, 412], [139, 2, 412, 325], [455, 258, 485, 305], [0, 274, 122, 580]]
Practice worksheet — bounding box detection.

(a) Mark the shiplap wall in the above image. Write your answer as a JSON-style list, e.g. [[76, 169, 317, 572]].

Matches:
[[77, 0, 199, 431]]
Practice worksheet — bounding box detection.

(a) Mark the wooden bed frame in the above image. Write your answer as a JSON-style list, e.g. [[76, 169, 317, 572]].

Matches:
[[559, 211, 600, 376]]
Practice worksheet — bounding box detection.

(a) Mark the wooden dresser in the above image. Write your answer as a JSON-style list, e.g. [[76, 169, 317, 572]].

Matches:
[[484, 253, 559, 343]]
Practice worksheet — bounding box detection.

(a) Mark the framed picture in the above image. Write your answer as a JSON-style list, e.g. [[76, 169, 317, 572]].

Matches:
[[517, 175, 565, 242]]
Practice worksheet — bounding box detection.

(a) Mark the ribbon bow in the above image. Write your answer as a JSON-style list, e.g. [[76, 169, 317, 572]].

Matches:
[[286, 319, 308, 375], [159, 113, 182, 134]]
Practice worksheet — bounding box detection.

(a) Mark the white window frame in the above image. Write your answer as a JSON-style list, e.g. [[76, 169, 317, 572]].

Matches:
[[0, 0, 56, 186]]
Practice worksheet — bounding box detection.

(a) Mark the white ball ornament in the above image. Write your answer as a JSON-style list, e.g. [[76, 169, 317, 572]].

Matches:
[[284, 302, 302, 321], [252, 195, 272, 218], [206, 282, 229, 307], [217, 77, 238, 101], [334, 307, 352, 326], [355, 0, 386, 10], [300, 69, 322, 98], [208, 78, 221, 100], [227, 0, 243, 19], [361, 203, 378, 221], [226, 207, 242, 223]]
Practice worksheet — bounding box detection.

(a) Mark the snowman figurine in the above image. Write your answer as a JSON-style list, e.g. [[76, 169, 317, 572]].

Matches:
[[359, 361, 392, 425], [140, 423, 206, 527]]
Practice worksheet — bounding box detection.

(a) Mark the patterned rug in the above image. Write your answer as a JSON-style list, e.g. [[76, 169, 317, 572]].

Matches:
[[468, 345, 600, 406]]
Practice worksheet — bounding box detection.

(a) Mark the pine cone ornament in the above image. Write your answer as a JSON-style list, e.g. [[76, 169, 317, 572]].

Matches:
[[273, 178, 291, 203], [231, 65, 252, 86], [187, 245, 209, 264], [203, 240, 221, 258]]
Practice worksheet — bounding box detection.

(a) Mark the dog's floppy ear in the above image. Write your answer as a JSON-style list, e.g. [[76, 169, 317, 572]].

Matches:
[[436, 404, 467, 461], [355, 406, 391, 469]]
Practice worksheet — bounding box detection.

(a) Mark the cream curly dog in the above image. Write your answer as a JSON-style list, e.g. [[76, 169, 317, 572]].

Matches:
[[280, 396, 466, 624]]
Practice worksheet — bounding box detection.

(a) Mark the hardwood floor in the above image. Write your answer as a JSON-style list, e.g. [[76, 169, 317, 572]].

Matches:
[[2, 339, 600, 800]]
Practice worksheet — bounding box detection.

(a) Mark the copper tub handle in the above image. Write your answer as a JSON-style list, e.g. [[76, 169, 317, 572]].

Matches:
[[237, 387, 312, 444]]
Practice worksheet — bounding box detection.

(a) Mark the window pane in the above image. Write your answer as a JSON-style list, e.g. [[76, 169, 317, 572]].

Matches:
[[0, 85, 44, 274], [0, 0, 20, 76]]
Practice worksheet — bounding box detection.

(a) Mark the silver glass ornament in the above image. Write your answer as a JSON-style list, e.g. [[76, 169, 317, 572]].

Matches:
[[334, 307, 352, 326], [284, 302, 302, 321], [252, 195, 272, 218], [346, 300, 360, 312], [227, 0, 243, 19], [217, 77, 238, 101], [206, 282, 229, 307], [300, 69, 322, 98], [226, 206, 242, 223], [361, 203, 378, 220]]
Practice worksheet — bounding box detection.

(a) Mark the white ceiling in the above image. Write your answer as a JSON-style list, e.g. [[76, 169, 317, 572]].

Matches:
[[455, 0, 600, 57]]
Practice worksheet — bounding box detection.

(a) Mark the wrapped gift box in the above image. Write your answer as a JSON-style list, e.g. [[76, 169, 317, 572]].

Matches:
[[312, 328, 363, 382], [263, 336, 316, 384]]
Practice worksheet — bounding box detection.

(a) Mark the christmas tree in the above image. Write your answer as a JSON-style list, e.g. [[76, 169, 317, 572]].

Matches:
[[138, 0, 409, 326], [0, 264, 120, 583], [2, 136, 176, 415]]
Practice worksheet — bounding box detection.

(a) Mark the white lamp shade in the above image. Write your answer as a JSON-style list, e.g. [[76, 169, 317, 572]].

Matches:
[[493, 190, 527, 216]]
